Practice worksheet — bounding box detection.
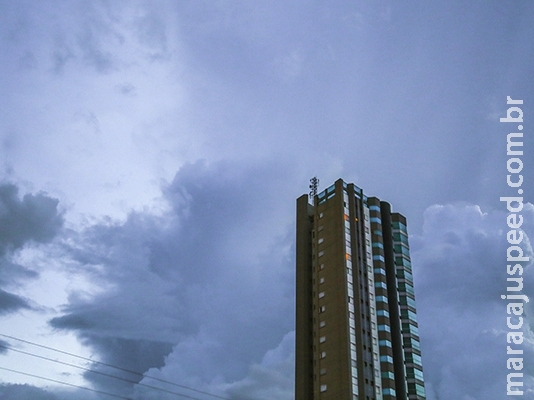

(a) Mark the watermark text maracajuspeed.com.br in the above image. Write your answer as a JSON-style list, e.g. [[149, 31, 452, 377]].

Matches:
[[500, 96, 528, 396]]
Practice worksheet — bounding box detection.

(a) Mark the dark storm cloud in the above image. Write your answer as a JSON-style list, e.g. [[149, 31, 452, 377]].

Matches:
[[411, 204, 534, 399], [0, 183, 63, 314], [0, 183, 64, 257], [0, 384, 59, 400], [49, 160, 295, 396], [0, 259, 39, 286], [0, 288, 32, 315], [75, 335, 173, 395]]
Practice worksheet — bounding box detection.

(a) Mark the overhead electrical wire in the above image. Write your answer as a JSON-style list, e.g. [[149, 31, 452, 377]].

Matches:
[[0, 333, 244, 400], [0, 366, 132, 400], [0, 342, 215, 400]]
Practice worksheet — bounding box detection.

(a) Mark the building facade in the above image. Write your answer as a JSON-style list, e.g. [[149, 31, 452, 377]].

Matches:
[[296, 179, 426, 400]]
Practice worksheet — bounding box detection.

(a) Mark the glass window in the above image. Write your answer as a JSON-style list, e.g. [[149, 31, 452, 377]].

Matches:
[[320, 336, 326, 343], [320, 384, 327, 392], [378, 324, 391, 332], [318, 291, 325, 299], [382, 371, 395, 380], [377, 309, 390, 317], [415, 384, 426, 397], [399, 296, 417, 310], [375, 281, 387, 290], [320, 351, 326, 359], [406, 353, 423, 366], [380, 355, 394, 364], [375, 268, 386, 275]]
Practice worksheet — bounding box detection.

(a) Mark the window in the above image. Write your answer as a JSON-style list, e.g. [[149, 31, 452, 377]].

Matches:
[[320, 368, 326, 375], [318, 291, 325, 299], [376, 310, 389, 317], [320, 384, 327, 392], [318, 225, 324, 231], [318, 238, 324, 244], [320, 351, 326, 359], [320, 306, 326, 313], [377, 324, 391, 332], [318, 250, 324, 257], [319, 321, 326, 328], [319, 277, 325, 284], [320, 264, 325, 270], [319, 212, 324, 219], [382, 371, 395, 380], [375, 281, 387, 290], [380, 355, 394, 364], [319, 336, 326, 343]]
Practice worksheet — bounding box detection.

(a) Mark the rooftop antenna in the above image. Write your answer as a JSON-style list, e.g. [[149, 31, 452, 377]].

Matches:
[[309, 176, 319, 199]]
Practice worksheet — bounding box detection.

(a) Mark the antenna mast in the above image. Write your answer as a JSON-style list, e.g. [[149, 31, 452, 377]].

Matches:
[[309, 176, 319, 199]]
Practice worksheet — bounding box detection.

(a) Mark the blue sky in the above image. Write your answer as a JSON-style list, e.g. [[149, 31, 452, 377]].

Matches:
[[0, 1, 533, 399]]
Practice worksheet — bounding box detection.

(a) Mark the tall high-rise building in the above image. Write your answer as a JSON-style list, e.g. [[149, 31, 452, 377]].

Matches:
[[296, 179, 426, 400]]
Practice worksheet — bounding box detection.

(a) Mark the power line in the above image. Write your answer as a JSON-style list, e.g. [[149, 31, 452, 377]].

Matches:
[[0, 366, 132, 400], [0, 343, 215, 400], [0, 333, 232, 400]]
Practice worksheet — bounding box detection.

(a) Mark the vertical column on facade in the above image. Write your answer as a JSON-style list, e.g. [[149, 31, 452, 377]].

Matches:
[[344, 183, 360, 400], [296, 195, 315, 400], [368, 197, 397, 399], [313, 180, 354, 399], [391, 214, 426, 400], [363, 199, 383, 400], [349, 184, 372, 400], [381, 201, 408, 400]]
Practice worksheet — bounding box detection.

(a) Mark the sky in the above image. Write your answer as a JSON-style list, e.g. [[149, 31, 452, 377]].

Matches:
[[0, 1, 533, 399]]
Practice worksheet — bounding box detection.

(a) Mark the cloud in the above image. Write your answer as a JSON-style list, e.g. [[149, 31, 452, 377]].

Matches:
[[0, 384, 59, 400], [222, 330, 295, 400], [411, 203, 534, 400], [0, 288, 32, 315], [0, 183, 64, 257], [0, 183, 63, 315], [48, 159, 295, 396], [0, 339, 9, 354]]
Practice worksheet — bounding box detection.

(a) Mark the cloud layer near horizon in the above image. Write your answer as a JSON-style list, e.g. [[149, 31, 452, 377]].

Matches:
[[4, 167, 534, 400]]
